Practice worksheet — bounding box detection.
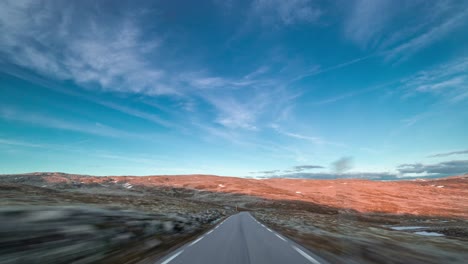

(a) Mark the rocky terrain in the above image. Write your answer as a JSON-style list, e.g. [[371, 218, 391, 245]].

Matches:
[[0, 174, 234, 264], [252, 204, 468, 264], [0, 206, 223, 264], [1, 172, 467, 263]]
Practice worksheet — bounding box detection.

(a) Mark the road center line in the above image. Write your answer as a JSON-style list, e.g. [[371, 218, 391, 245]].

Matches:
[[292, 246, 321, 264], [161, 250, 184, 264], [189, 237, 204, 246], [275, 233, 287, 242]]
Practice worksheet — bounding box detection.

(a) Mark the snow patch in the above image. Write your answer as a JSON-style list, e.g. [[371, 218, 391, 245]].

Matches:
[[390, 226, 425, 231], [123, 183, 133, 189], [414, 231, 444, 237], [436, 185, 444, 188], [218, 184, 225, 188], [296, 191, 302, 194]]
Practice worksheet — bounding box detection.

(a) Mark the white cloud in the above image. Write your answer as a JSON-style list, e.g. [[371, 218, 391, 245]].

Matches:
[[344, 0, 468, 61], [96, 100, 175, 128], [93, 153, 163, 165], [181, 73, 262, 90], [291, 54, 376, 83], [0, 106, 131, 138], [344, 0, 395, 48], [385, 10, 468, 62], [271, 124, 325, 145], [428, 149, 468, 158], [402, 57, 468, 102], [0, 0, 310, 135], [280, 130, 324, 144], [204, 95, 259, 130], [415, 76, 465, 92], [331, 156, 353, 173], [0, 0, 171, 96], [244, 66, 269, 80], [397, 160, 468, 175], [251, 0, 322, 26], [0, 138, 45, 148]]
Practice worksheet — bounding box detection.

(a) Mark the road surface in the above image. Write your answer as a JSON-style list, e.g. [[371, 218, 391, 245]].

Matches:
[[155, 212, 327, 264]]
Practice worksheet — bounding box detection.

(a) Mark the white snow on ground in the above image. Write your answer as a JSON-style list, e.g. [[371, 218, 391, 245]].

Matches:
[[414, 231, 444, 237], [390, 226, 425, 231], [218, 184, 225, 188], [123, 183, 133, 189], [437, 185, 444, 188], [296, 191, 302, 194]]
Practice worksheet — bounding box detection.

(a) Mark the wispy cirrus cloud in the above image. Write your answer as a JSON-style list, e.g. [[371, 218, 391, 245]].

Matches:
[[402, 57, 468, 102], [0, 0, 300, 134], [221, 0, 323, 44], [344, 0, 396, 48], [201, 94, 260, 130], [271, 124, 345, 147], [93, 153, 163, 165], [0, 106, 131, 138], [0, 1, 170, 96], [291, 54, 377, 83], [182, 72, 265, 90], [278, 130, 324, 144], [344, 0, 468, 61], [251, 0, 322, 26], [96, 100, 175, 128], [385, 9, 468, 62], [0, 138, 45, 148]]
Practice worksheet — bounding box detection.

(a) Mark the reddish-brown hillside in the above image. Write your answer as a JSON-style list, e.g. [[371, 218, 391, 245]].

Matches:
[[33, 173, 468, 218]]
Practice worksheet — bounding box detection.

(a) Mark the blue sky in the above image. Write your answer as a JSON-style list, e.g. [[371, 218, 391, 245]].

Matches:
[[1, 0, 467, 178]]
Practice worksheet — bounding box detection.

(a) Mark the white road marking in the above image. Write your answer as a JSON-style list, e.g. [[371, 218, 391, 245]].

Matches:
[[292, 246, 321, 264], [206, 230, 213, 235], [266, 228, 272, 232], [275, 233, 287, 242], [189, 237, 204, 246], [161, 250, 184, 264]]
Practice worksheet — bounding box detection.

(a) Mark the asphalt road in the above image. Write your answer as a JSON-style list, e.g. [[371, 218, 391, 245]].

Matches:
[[155, 212, 327, 264]]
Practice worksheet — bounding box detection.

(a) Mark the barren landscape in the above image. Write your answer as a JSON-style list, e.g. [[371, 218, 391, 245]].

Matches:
[[1, 173, 467, 263], [2, 0, 468, 263]]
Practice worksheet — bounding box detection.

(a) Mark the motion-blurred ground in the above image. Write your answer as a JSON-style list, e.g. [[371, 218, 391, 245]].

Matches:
[[1, 173, 467, 263]]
